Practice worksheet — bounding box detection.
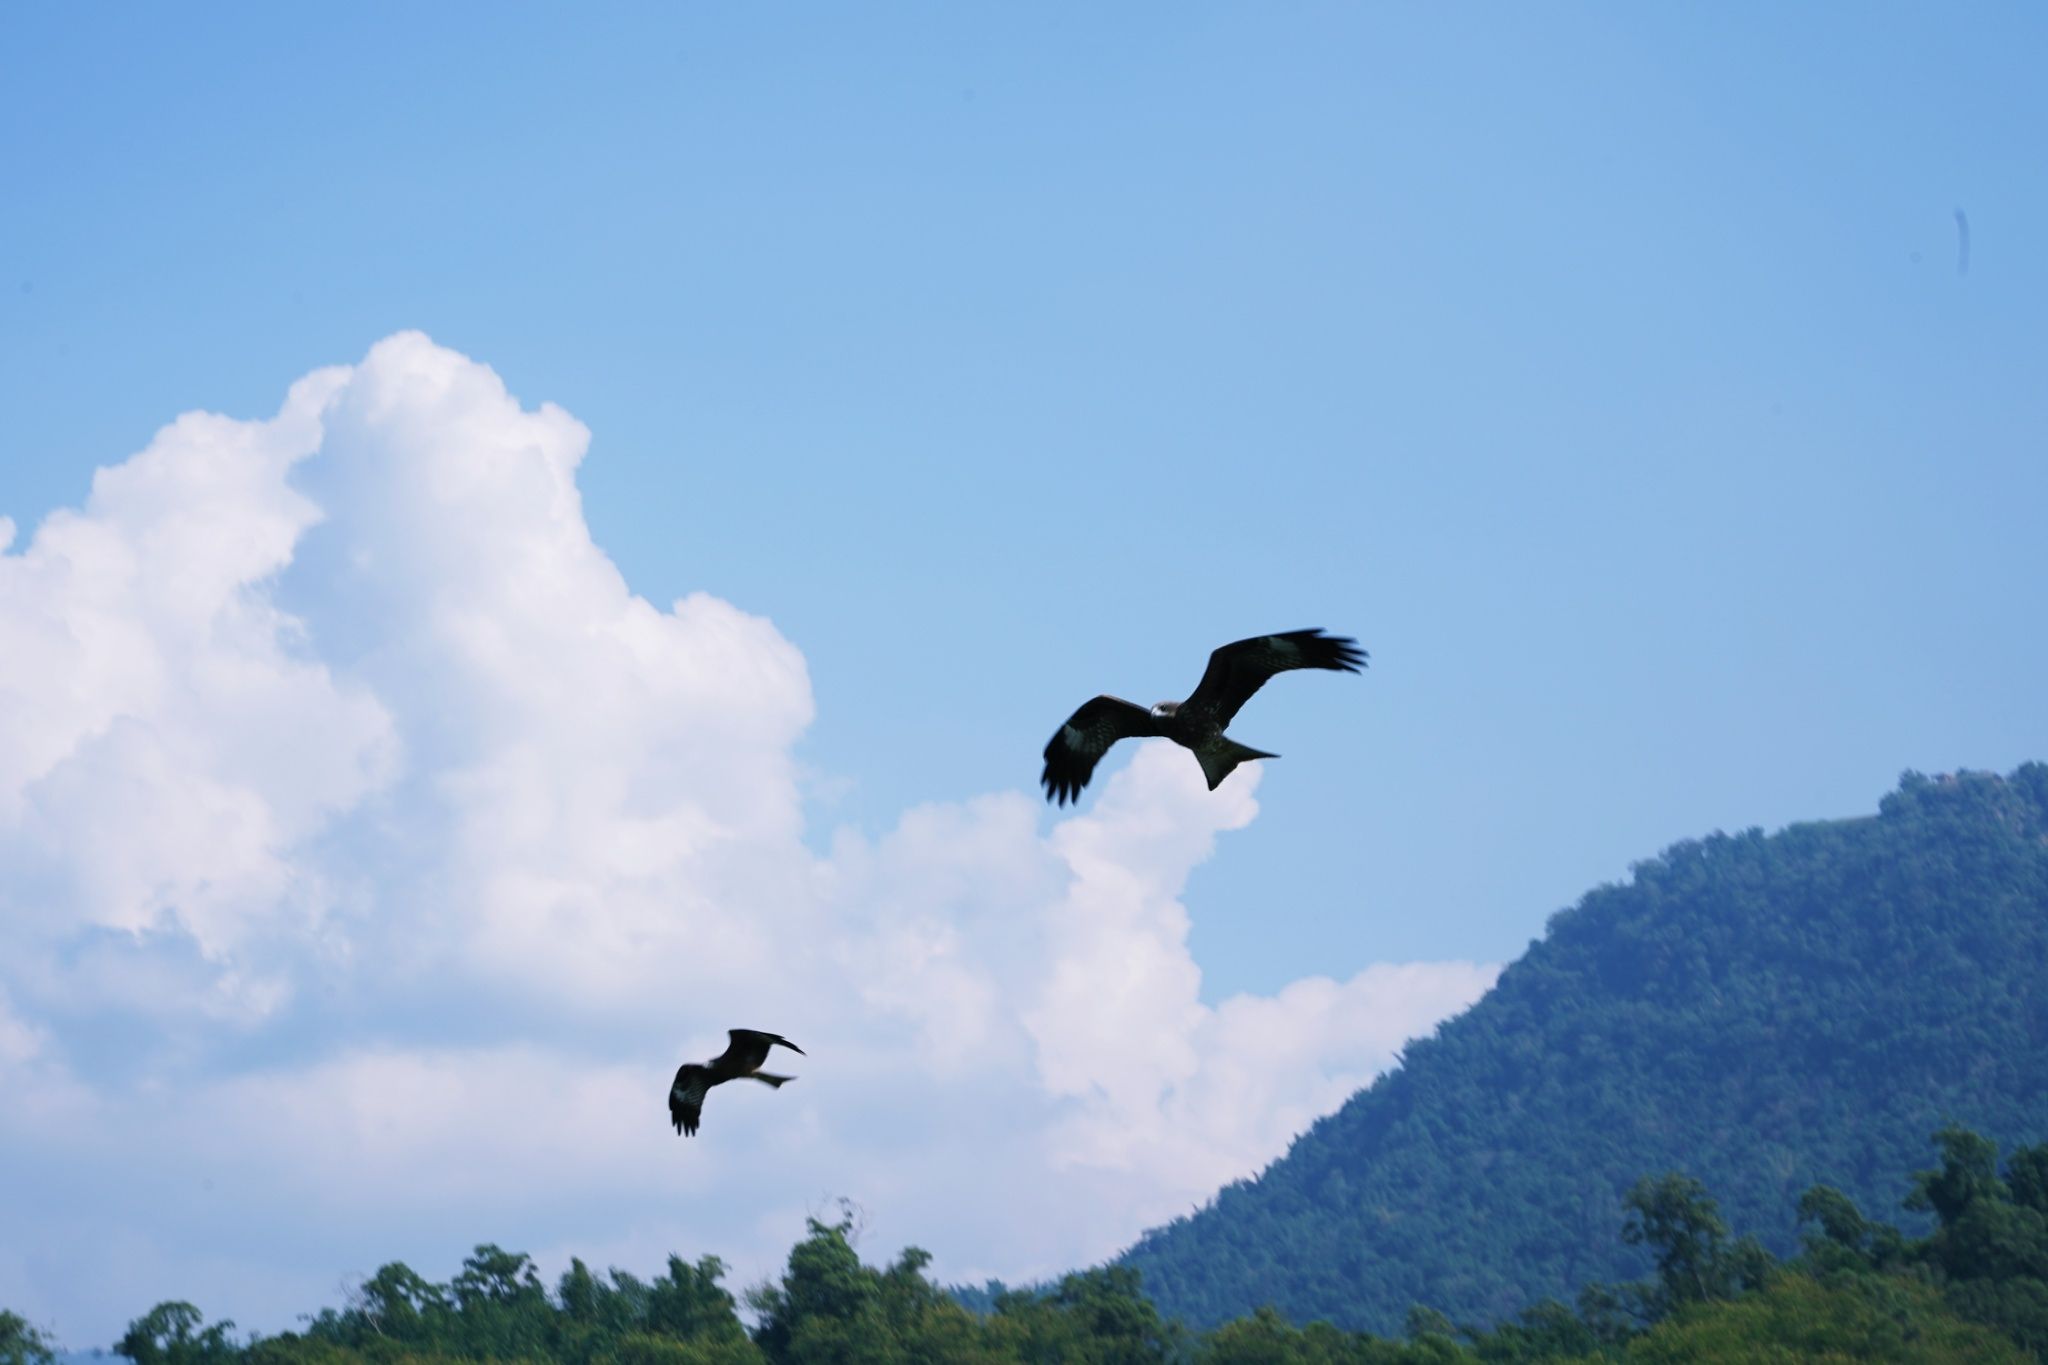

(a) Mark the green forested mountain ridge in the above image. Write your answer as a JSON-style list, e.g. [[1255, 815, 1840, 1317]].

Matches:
[[1119, 764, 2048, 1333]]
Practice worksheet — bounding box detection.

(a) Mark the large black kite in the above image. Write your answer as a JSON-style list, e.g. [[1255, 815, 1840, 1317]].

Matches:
[[668, 1029, 804, 1137], [1041, 629, 1366, 806]]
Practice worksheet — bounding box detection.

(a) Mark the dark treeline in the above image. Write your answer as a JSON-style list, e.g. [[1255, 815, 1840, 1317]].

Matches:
[[9, 1124, 2046, 1364]]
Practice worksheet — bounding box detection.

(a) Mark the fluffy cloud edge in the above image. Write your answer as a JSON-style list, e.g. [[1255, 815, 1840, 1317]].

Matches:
[[0, 333, 1499, 1345]]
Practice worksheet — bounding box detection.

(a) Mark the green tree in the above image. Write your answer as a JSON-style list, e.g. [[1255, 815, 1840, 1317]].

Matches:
[[446, 1243, 551, 1359], [240, 1337, 368, 1365], [115, 1302, 240, 1365], [1199, 1304, 1474, 1362], [1902, 1130, 2048, 1355], [616, 1335, 764, 1365], [647, 1256, 750, 1346], [1467, 1299, 1603, 1362], [1795, 1185, 1912, 1275], [0, 1310, 57, 1365], [352, 1261, 452, 1347], [1041, 1267, 1176, 1363], [1618, 1173, 1773, 1320], [1908, 1128, 2007, 1227], [2006, 1143, 2048, 1218], [1624, 1273, 2028, 1363], [450, 1244, 546, 1312], [749, 1217, 896, 1364]]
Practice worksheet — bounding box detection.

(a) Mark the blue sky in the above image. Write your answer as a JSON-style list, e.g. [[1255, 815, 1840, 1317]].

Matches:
[[7, 3, 2046, 980], [4, 2, 2047, 1346]]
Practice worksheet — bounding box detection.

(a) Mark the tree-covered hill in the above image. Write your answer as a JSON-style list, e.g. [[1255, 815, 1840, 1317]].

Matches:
[[1119, 764, 2048, 1333]]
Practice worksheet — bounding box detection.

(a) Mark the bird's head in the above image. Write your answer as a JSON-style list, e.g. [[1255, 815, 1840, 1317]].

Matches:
[[1150, 701, 1180, 718]]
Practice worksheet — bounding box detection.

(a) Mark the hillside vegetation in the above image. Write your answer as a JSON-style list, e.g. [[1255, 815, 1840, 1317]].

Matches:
[[1120, 765, 2048, 1332]]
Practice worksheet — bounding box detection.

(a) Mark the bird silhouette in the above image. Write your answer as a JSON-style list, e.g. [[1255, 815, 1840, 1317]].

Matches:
[[1041, 629, 1367, 805], [669, 1029, 804, 1137]]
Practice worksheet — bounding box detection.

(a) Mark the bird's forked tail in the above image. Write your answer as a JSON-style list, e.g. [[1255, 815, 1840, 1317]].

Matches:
[[1195, 739, 1277, 791], [751, 1073, 795, 1088]]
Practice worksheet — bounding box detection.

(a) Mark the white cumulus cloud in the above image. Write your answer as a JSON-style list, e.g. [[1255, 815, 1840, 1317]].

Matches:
[[0, 333, 1498, 1346]]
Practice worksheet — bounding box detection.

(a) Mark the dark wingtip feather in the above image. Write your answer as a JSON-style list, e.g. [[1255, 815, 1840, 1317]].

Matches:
[[1042, 764, 1082, 806], [1288, 627, 1367, 673]]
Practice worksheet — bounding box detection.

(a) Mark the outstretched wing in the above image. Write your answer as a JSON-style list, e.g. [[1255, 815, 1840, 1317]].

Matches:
[[1041, 695, 1160, 806], [739, 1028, 804, 1056], [711, 1029, 804, 1077], [669, 1066, 708, 1137], [1180, 629, 1366, 729]]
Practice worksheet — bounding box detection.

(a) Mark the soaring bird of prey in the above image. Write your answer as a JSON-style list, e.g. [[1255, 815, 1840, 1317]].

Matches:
[[668, 1029, 804, 1137], [1040, 629, 1367, 806]]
